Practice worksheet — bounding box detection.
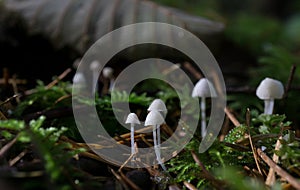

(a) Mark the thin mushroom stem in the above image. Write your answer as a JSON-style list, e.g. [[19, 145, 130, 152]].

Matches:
[[153, 125, 167, 171], [109, 78, 115, 92], [201, 97, 207, 137], [130, 123, 135, 156], [92, 70, 98, 94], [264, 99, 274, 115], [157, 125, 161, 157]]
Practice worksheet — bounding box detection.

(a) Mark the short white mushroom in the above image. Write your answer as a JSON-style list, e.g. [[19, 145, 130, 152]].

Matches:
[[145, 110, 167, 171], [256, 77, 284, 115], [72, 72, 86, 93], [102, 67, 114, 92], [192, 78, 217, 138], [89, 60, 101, 94], [147, 99, 167, 157], [125, 113, 141, 158]]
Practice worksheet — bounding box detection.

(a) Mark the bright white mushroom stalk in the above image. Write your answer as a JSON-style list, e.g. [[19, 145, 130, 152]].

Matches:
[[256, 77, 284, 115], [125, 113, 140, 161], [89, 60, 101, 94], [147, 99, 167, 158], [192, 78, 217, 138], [145, 110, 167, 171]]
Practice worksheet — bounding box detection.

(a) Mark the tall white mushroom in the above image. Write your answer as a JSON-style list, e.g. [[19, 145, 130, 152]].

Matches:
[[89, 60, 101, 94], [256, 77, 284, 115], [145, 110, 167, 171], [192, 78, 217, 138], [147, 99, 167, 157], [125, 113, 140, 162], [102, 67, 114, 92]]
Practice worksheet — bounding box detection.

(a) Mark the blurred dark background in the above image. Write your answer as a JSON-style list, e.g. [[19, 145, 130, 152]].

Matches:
[[1, 0, 300, 127]]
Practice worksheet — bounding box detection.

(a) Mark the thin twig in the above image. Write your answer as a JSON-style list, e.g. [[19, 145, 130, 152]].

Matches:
[[223, 142, 250, 152], [246, 108, 263, 176], [118, 126, 153, 139], [265, 124, 284, 186], [219, 116, 229, 142], [183, 62, 202, 79], [11, 75, 20, 103], [0, 134, 19, 158], [191, 150, 225, 189], [0, 110, 8, 120], [118, 150, 136, 172], [0, 94, 19, 106], [140, 135, 153, 147], [110, 168, 130, 190], [45, 68, 72, 89], [183, 181, 198, 190], [283, 64, 296, 99], [224, 107, 240, 127], [238, 134, 281, 145], [257, 148, 300, 189], [119, 171, 142, 190], [9, 149, 28, 166]]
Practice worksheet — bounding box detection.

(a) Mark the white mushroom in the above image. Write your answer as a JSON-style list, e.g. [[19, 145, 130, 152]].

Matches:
[[256, 77, 284, 115], [147, 99, 167, 158], [148, 99, 168, 118], [192, 78, 217, 138], [145, 110, 167, 171], [102, 67, 114, 92], [125, 113, 141, 158], [89, 60, 101, 94], [72, 72, 86, 93]]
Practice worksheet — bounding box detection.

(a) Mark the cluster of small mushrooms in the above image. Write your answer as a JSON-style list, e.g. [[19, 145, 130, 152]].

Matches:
[[73, 60, 285, 170], [126, 99, 168, 171]]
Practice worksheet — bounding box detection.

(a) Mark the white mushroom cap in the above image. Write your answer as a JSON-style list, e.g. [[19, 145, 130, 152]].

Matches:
[[103, 67, 114, 78], [147, 99, 167, 114], [89, 60, 101, 71], [125, 113, 141, 124], [256, 78, 284, 100], [73, 72, 86, 84], [145, 110, 165, 126], [192, 78, 217, 98]]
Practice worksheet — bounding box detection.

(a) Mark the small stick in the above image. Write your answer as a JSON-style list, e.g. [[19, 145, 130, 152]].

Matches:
[[110, 168, 130, 190], [238, 134, 281, 145], [118, 144, 137, 171], [191, 150, 224, 188], [257, 148, 300, 189], [246, 108, 263, 176], [0, 94, 19, 107], [118, 126, 153, 139], [119, 171, 142, 190], [1, 68, 72, 101], [283, 64, 296, 99], [183, 181, 198, 190], [183, 62, 202, 79], [224, 107, 240, 127], [219, 116, 230, 141], [223, 142, 250, 152], [45, 68, 72, 89], [11, 75, 20, 103], [265, 124, 284, 186], [0, 110, 7, 120], [140, 135, 153, 147], [0, 134, 19, 158], [9, 149, 28, 166]]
